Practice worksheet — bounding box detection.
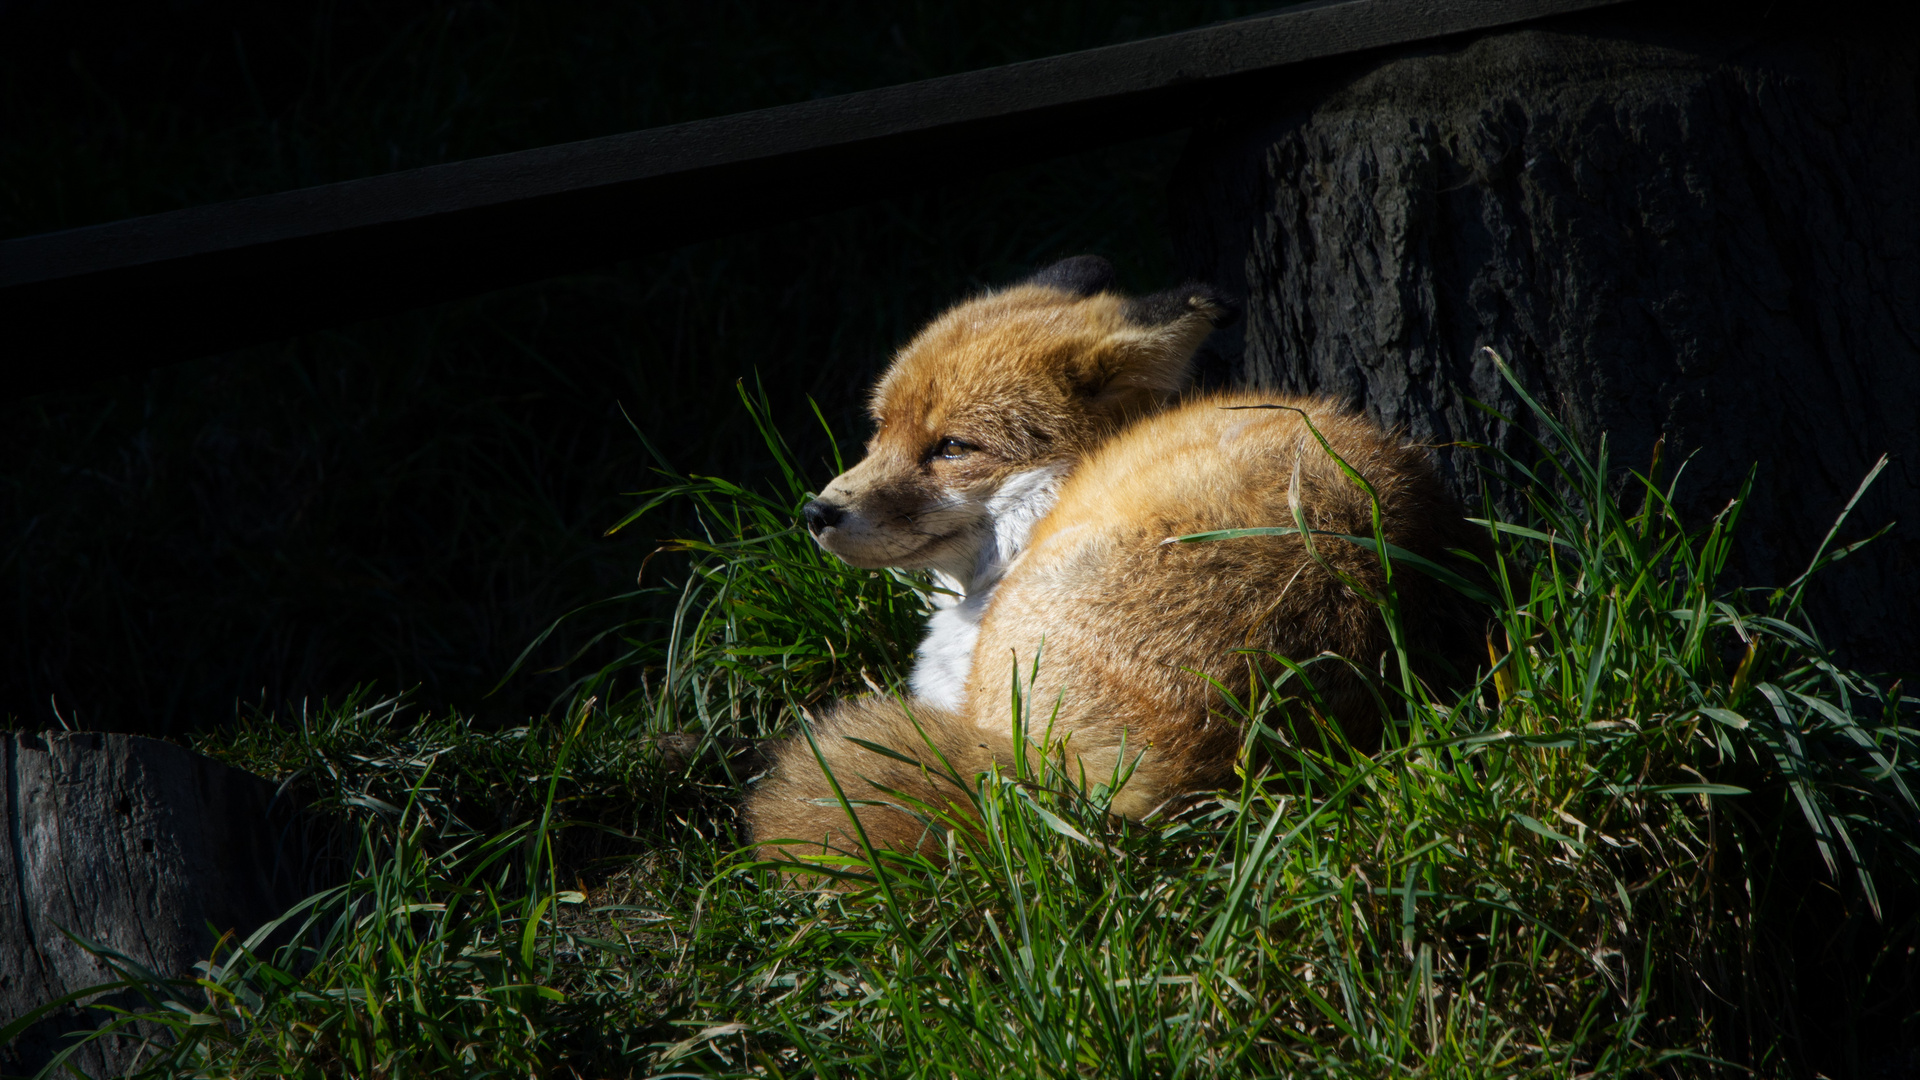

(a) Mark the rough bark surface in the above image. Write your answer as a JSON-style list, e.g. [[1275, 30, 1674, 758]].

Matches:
[[1172, 12, 1920, 673], [1, 732, 323, 1077]]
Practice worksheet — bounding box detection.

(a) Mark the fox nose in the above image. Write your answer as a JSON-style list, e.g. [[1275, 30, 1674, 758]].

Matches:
[[802, 499, 844, 535]]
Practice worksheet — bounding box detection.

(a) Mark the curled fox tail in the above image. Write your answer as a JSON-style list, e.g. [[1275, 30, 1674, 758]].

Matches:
[[743, 697, 1002, 868]]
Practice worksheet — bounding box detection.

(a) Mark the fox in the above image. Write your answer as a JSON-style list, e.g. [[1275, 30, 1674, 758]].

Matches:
[[744, 256, 1487, 861]]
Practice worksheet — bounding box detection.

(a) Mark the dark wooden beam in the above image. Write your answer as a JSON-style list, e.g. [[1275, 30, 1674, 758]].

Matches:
[[0, 0, 1628, 397]]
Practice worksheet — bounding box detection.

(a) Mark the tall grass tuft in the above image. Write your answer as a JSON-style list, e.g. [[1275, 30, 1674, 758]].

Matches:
[[503, 378, 930, 741]]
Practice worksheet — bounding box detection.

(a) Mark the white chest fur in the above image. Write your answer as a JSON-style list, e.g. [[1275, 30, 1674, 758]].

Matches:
[[910, 599, 986, 709], [907, 464, 1066, 709]]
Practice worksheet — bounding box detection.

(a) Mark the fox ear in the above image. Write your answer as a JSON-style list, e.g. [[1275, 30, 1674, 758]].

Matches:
[[1124, 283, 1239, 330], [1069, 282, 1236, 412], [1108, 282, 1237, 393], [1025, 255, 1115, 297]]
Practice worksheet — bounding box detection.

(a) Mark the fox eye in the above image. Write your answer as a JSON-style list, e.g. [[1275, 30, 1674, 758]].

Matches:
[[933, 437, 974, 460]]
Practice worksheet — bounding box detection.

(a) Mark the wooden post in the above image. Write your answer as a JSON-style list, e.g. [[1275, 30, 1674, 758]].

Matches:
[[1, 733, 328, 1077]]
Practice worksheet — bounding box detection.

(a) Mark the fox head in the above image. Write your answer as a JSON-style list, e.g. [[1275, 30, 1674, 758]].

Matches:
[[803, 256, 1233, 587]]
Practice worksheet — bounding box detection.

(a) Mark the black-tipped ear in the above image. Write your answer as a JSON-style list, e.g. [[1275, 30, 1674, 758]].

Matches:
[[1124, 283, 1239, 329], [1025, 255, 1115, 298]]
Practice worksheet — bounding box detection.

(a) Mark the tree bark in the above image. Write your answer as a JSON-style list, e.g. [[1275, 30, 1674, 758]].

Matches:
[[1, 732, 327, 1077], [1171, 9, 1919, 674]]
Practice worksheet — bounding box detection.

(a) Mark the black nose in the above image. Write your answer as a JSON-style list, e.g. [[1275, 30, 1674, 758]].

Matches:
[[802, 499, 844, 535]]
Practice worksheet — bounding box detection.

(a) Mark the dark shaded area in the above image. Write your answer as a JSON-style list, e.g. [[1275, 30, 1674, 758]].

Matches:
[[1, 0, 1621, 395], [1, 0, 1277, 734], [0, 732, 330, 1078], [0, 1, 1219, 236], [1172, 5, 1920, 678]]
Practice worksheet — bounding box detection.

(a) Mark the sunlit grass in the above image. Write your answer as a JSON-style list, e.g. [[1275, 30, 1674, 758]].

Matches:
[[17, 369, 1918, 1078]]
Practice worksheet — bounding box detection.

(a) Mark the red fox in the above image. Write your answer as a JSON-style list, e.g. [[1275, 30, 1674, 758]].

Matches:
[[745, 257, 1486, 860]]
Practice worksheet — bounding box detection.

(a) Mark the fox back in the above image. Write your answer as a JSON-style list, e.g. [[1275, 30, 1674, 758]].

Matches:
[[965, 390, 1488, 817]]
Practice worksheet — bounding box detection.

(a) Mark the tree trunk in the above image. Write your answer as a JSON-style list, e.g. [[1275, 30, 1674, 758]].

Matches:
[[1171, 8, 1919, 675], [1, 732, 327, 1077]]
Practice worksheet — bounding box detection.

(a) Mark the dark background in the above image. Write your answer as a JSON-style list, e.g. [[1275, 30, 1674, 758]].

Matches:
[[1, 0, 1278, 734]]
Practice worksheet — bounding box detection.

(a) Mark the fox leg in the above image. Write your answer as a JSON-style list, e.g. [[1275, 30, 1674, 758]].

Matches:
[[742, 697, 1001, 867]]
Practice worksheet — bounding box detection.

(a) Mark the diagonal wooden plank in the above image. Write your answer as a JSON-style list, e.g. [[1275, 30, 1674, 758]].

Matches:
[[0, 0, 1630, 396]]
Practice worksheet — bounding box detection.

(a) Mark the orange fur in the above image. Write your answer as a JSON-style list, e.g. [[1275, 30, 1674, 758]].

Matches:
[[745, 698, 996, 865]]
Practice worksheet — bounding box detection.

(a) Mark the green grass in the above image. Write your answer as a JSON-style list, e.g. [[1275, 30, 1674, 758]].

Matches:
[[16, 366, 1918, 1079], [505, 381, 930, 729]]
